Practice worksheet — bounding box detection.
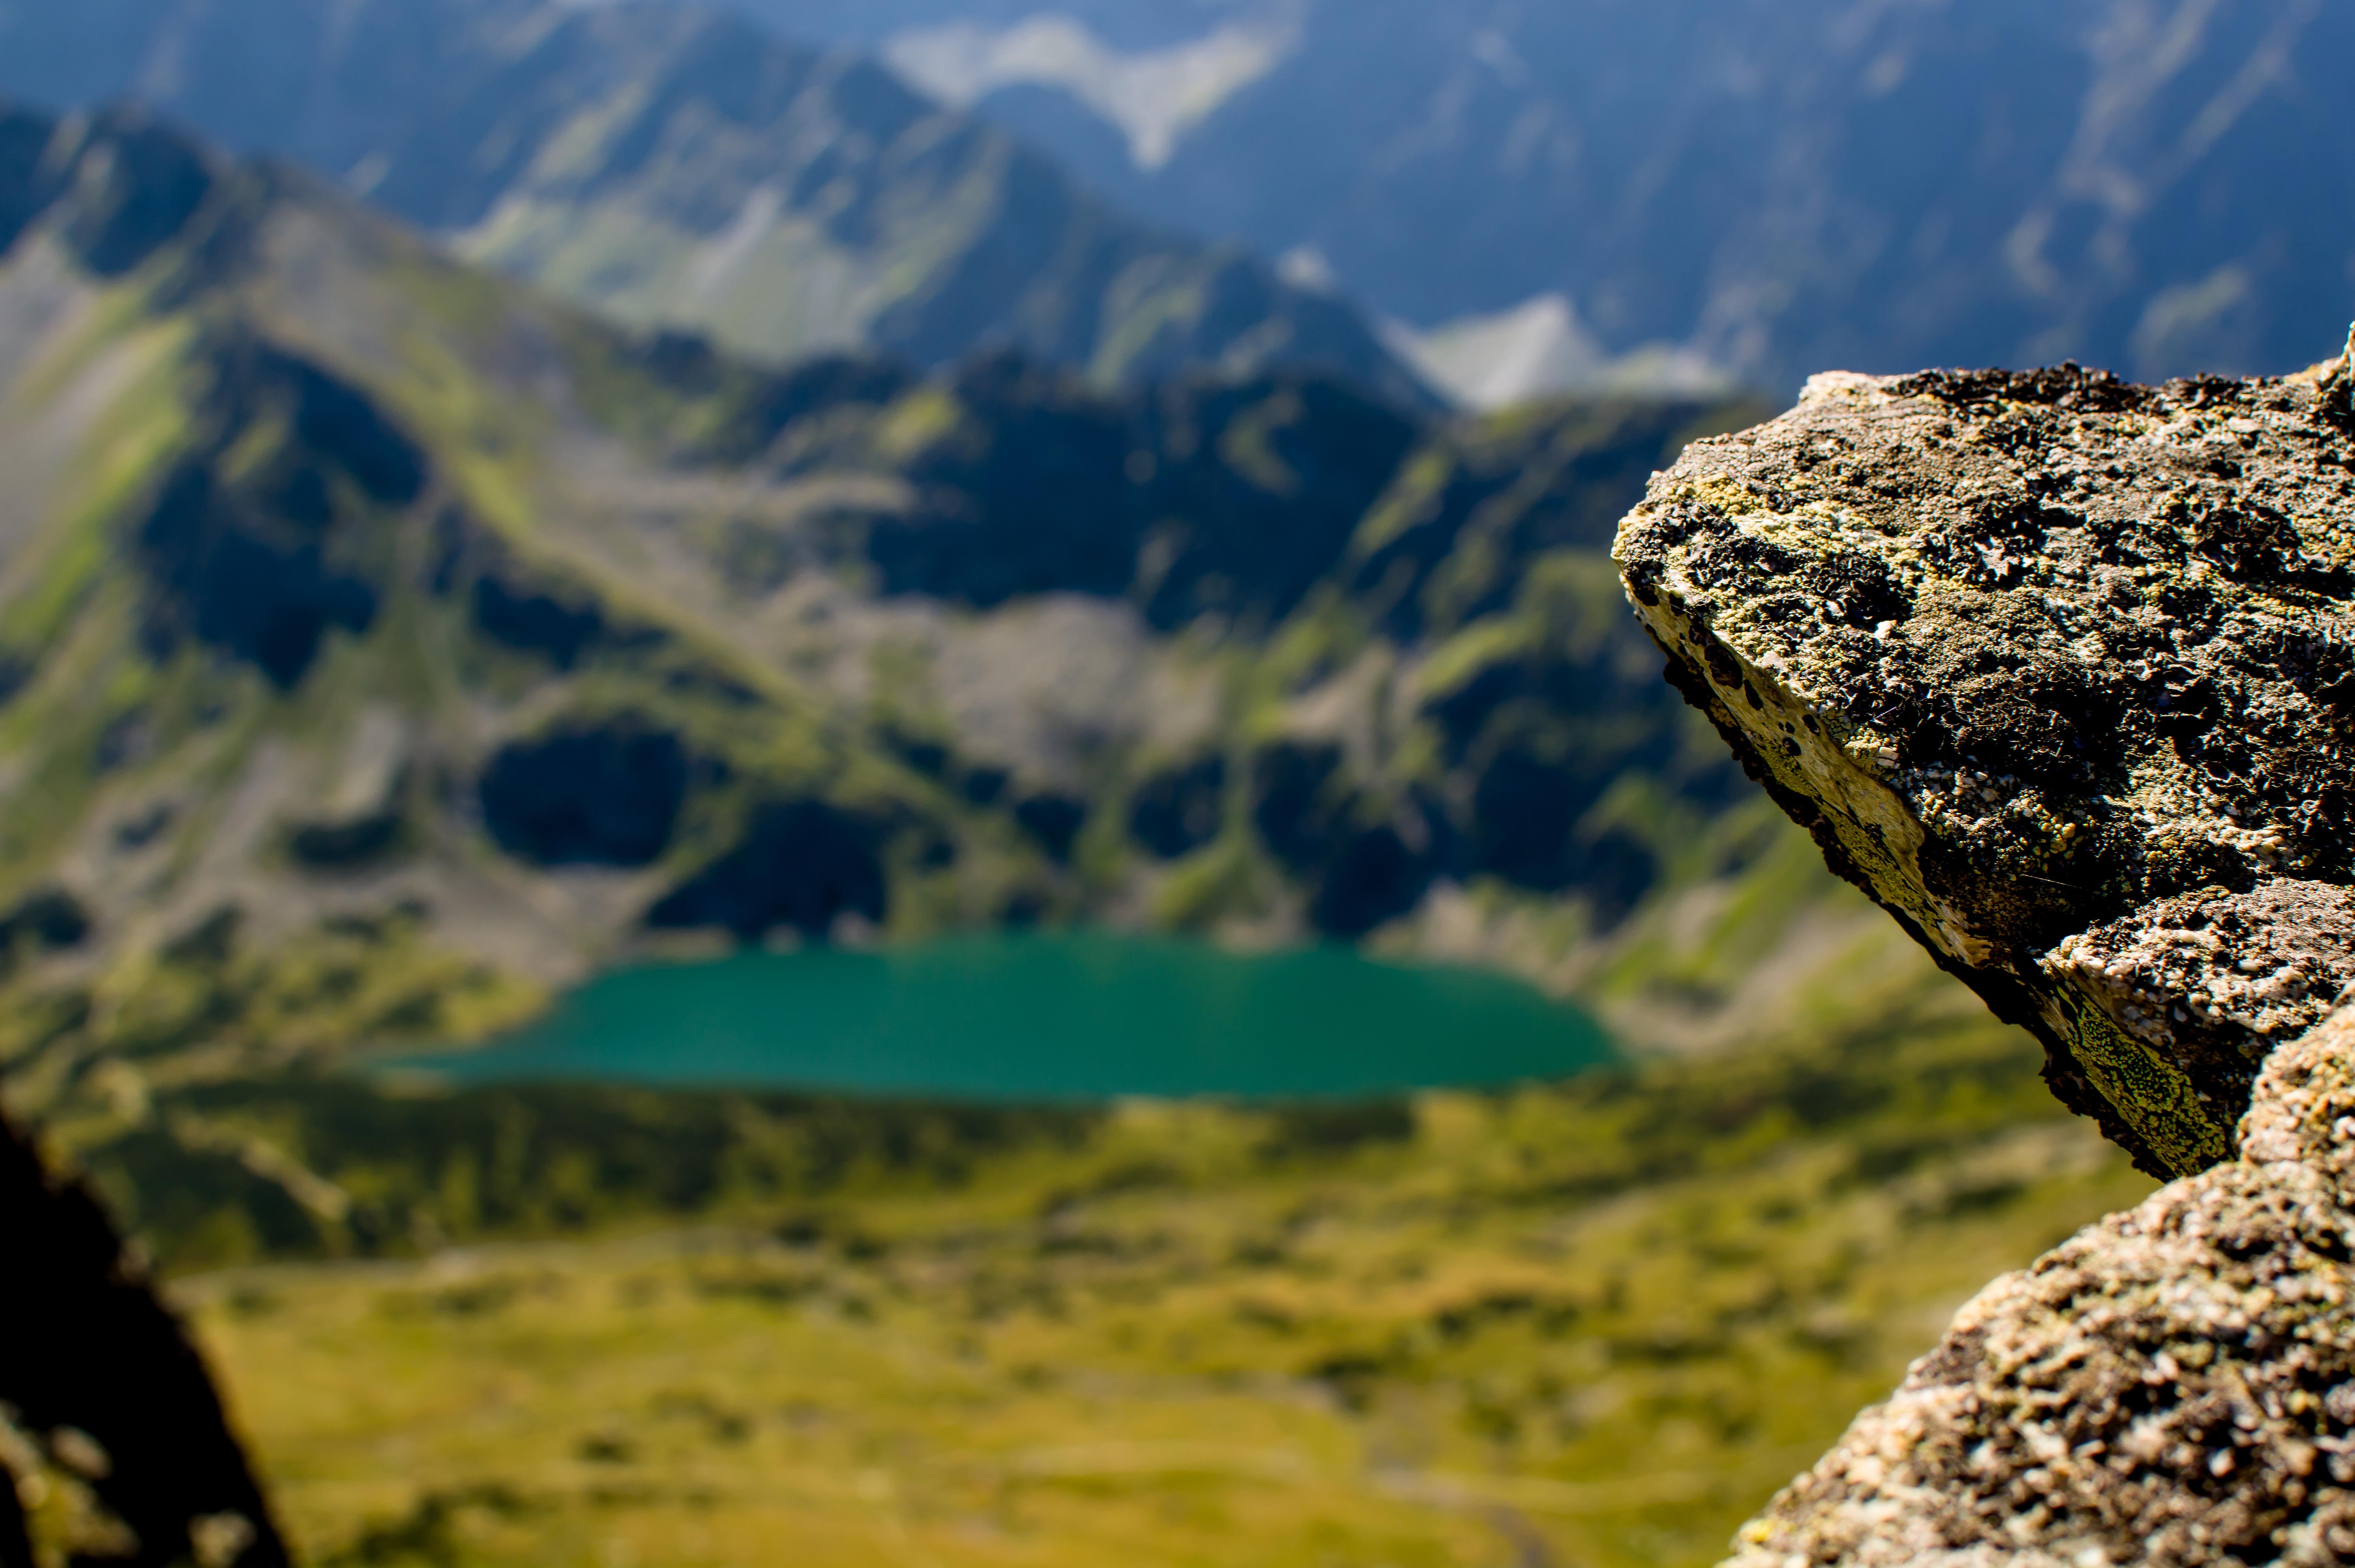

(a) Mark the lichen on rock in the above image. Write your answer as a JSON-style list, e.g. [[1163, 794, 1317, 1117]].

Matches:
[[1615, 351, 2355, 1177], [1616, 338, 2355, 1565], [2047, 880, 2355, 1120]]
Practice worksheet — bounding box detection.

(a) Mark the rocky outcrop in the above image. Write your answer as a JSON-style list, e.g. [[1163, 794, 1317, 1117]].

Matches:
[[0, 1107, 287, 1567], [1616, 341, 2355, 1563], [1617, 351, 2355, 1178]]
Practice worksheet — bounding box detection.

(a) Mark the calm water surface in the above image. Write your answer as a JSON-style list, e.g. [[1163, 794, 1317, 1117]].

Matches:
[[401, 932, 1612, 1100]]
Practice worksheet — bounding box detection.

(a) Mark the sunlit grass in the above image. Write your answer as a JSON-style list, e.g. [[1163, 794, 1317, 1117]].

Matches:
[[171, 990, 2152, 1568]]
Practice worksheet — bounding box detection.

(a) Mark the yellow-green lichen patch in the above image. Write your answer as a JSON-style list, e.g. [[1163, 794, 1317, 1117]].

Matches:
[[2055, 985, 2231, 1177]]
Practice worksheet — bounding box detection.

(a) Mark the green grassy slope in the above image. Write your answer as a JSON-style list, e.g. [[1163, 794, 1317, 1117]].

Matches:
[[26, 952, 2142, 1568]]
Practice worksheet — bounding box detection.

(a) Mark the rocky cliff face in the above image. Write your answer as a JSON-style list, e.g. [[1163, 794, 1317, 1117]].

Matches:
[[1616, 343, 2355, 1563], [1617, 354, 2355, 1179]]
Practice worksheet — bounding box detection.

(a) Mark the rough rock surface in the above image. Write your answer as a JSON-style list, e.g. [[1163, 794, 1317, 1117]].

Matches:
[[1615, 349, 2355, 1177], [1721, 1008, 2355, 1568], [1616, 344, 2355, 1563]]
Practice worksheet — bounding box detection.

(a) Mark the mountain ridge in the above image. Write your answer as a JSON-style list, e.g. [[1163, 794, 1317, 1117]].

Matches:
[[780, 0, 2355, 395], [0, 0, 1431, 403]]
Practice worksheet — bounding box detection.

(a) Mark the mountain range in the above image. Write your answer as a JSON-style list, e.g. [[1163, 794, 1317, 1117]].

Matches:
[[754, 0, 2355, 397], [0, 14, 2251, 1562], [9, 2, 2349, 406], [0, 0, 1427, 403], [0, 98, 1893, 1131]]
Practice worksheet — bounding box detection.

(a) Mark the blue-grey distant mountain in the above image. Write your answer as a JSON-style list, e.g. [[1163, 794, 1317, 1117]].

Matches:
[[742, 0, 2355, 395], [0, 0, 1429, 402]]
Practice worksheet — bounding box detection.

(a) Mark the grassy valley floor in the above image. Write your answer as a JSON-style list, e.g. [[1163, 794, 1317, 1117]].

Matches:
[[148, 973, 2151, 1568]]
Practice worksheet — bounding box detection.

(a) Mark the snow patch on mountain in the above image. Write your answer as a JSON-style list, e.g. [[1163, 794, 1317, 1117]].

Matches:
[[883, 13, 1296, 170], [1388, 295, 1736, 411]]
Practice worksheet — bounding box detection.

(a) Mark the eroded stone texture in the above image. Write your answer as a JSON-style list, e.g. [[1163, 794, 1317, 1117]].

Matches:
[[1615, 348, 2355, 1564], [1724, 1008, 2355, 1568], [2048, 882, 2355, 1130], [1614, 355, 2355, 1176]]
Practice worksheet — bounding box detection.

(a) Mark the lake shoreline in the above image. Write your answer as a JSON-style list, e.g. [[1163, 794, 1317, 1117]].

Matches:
[[382, 930, 1617, 1103]]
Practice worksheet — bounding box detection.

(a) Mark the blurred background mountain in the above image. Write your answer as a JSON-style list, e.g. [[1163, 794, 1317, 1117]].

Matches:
[[0, 2, 2336, 1564], [746, 0, 2355, 400], [0, 0, 1430, 402], [7, 0, 2349, 407], [0, 92, 1807, 1114]]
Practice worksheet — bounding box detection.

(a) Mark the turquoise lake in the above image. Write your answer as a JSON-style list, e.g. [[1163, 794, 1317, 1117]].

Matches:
[[401, 932, 1613, 1101]]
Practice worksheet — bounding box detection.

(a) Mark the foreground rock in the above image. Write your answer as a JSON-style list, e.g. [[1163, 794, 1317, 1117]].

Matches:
[[1616, 353, 2355, 1178], [1617, 346, 2355, 1564], [1725, 1009, 2355, 1567], [0, 1108, 287, 1566]]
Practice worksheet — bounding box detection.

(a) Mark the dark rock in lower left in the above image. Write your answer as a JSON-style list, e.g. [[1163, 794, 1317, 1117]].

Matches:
[[0, 1107, 288, 1567]]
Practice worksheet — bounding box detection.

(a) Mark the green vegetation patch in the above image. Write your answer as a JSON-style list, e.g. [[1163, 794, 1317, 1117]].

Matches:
[[122, 972, 2152, 1568]]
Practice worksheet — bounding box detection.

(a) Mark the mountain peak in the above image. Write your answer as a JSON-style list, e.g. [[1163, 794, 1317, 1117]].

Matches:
[[0, 0, 1433, 402]]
